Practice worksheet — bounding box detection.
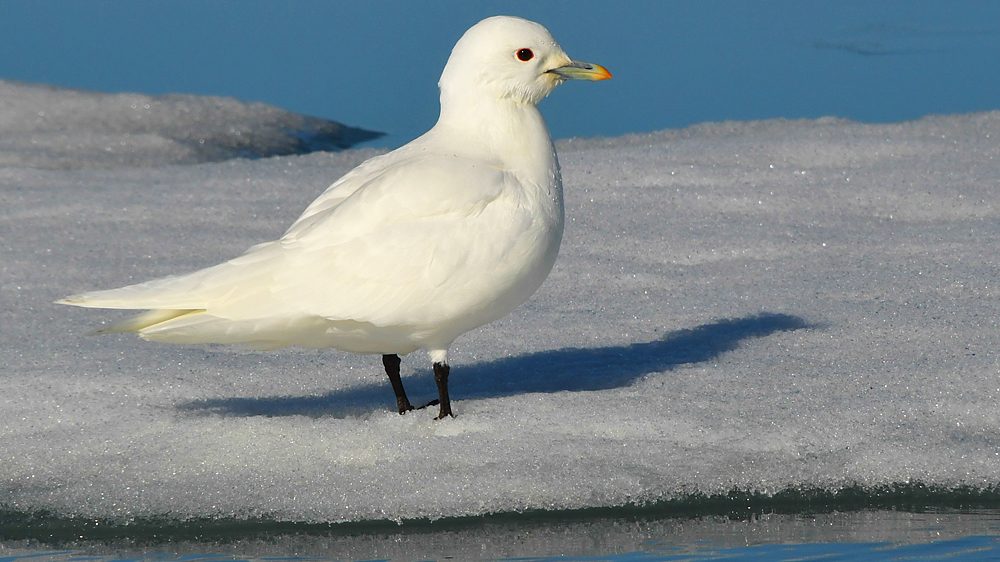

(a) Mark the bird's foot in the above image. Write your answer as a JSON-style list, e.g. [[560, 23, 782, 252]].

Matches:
[[414, 399, 453, 419], [431, 362, 453, 420], [416, 399, 439, 410], [396, 398, 415, 415], [383, 354, 415, 415]]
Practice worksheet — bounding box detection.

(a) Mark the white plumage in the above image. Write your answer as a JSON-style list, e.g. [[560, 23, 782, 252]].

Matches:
[[58, 15, 611, 418]]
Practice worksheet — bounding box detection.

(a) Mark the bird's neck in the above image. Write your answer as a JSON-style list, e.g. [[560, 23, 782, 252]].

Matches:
[[432, 92, 565, 262], [434, 94, 557, 176]]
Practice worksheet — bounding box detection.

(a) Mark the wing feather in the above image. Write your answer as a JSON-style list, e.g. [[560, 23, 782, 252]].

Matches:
[[60, 149, 531, 342]]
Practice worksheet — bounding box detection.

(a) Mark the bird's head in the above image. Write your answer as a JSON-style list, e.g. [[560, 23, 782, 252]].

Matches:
[[439, 16, 611, 108]]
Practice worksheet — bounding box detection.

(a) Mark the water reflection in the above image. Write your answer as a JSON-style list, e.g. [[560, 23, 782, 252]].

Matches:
[[1, 509, 998, 561]]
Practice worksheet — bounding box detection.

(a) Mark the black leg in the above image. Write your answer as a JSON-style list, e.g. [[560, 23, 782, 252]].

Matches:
[[433, 362, 454, 419], [382, 354, 413, 414]]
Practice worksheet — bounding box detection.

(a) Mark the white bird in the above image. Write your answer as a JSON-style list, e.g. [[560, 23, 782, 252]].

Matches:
[[58, 15, 611, 419]]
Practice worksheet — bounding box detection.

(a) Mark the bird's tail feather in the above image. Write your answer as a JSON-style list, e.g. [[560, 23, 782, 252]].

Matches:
[[94, 308, 204, 335]]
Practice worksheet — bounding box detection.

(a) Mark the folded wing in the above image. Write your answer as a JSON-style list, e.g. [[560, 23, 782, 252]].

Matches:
[[58, 150, 525, 349]]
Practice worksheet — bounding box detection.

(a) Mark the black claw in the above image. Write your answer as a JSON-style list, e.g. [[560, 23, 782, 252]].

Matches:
[[396, 398, 413, 415], [416, 399, 440, 410]]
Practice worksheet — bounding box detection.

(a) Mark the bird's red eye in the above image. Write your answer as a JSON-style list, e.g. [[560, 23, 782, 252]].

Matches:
[[516, 48, 534, 62]]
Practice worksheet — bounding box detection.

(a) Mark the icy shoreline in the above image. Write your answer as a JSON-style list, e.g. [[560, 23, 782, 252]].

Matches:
[[2, 508, 997, 560], [1, 86, 998, 523], [0, 80, 381, 169]]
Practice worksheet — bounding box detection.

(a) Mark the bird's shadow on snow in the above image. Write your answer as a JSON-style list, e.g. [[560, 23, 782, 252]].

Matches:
[[177, 312, 812, 419]]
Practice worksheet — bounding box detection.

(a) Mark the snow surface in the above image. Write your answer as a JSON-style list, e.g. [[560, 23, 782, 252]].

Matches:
[[1, 84, 999, 524], [0, 81, 381, 170]]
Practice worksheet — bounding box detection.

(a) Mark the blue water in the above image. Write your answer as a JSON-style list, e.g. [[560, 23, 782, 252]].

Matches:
[[2, 510, 999, 561], [1, 1, 998, 146], [528, 538, 1000, 561], [637, 537, 1000, 561], [6, 538, 1000, 561]]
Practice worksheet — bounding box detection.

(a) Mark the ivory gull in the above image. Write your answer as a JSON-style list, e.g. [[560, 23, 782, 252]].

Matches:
[[58, 15, 611, 419]]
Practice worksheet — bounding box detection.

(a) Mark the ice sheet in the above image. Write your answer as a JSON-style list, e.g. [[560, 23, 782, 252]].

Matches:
[[1, 87, 998, 523], [0, 80, 381, 170]]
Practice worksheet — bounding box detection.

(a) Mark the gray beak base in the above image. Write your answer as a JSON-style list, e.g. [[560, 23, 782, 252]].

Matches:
[[547, 60, 612, 81]]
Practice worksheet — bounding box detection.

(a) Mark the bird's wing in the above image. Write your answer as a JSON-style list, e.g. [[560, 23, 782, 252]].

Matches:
[[58, 148, 422, 311], [266, 152, 530, 327], [56, 240, 284, 310], [60, 150, 531, 332], [283, 149, 400, 236]]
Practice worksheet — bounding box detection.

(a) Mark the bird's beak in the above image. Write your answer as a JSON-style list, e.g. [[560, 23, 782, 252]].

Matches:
[[547, 60, 612, 81]]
